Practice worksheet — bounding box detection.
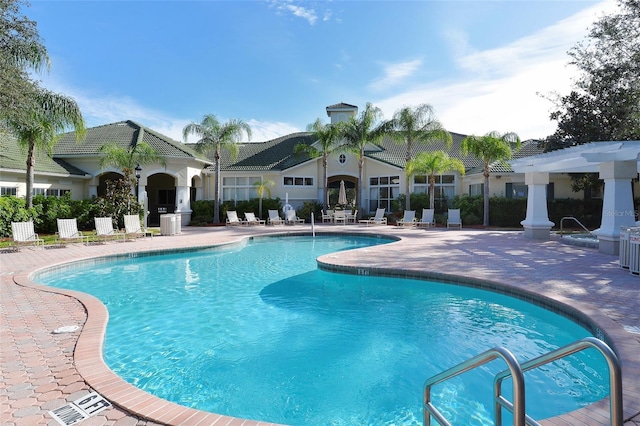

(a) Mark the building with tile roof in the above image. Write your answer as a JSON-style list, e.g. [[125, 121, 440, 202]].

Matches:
[[4, 103, 631, 228]]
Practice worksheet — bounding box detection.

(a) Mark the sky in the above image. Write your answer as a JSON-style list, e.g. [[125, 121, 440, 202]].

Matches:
[[27, 0, 617, 143]]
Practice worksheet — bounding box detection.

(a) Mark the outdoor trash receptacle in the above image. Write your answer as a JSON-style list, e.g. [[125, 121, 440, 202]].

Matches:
[[629, 231, 640, 276]]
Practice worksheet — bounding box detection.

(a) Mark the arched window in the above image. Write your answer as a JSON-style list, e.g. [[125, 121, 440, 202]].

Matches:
[[338, 154, 347, 164]]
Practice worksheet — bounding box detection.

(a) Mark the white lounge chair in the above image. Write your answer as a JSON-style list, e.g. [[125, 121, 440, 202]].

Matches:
[[56, 218, 90, 245], [124, 214, 152, 239], [447, 209, 463, 229], [245, 212, 265, 226], [417, 208, 435, 228], [285, 210, 305, 225], [95, 217, 126, 242], [322, 210, 334, 223], [226, 211, 243, 226], [396, 210, 416, 227], [11, 221, 44, 250], [333, 210, 347, 225], [346, 210, 358, 224], [359, 208, 387, 226], [268, 209, 284, 225]]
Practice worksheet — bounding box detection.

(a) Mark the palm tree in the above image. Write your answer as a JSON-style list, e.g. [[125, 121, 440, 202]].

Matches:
[[406, 151, 465, 210], [388, 104, 452, 210], [294, 118, 344, 209], [5, 89, 85, 208], [98, 140, 166, 185], [340, 103, 394, 215], [253, 178, 274, 219], [460, 131, 521, 226], [183, 115, 251, 224]]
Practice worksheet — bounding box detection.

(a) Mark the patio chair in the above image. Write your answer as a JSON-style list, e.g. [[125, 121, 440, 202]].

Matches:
[[268, 210, 284, 225], [245, 212, 265, 226], [285, 210, 305, 225], [11, 221, 44, 250], [447, 209, 463, 229], [226, 211, 244, 226], [417, 208, 435, 228], [322, 210, 334, 223], [95, 217, 126, 242], [124, 214, 152, 239], [396, 210, 416, 227], [56, 218, 90, 245], [359, 208, 387, 226], [333, 210, 347, 225], [346, 210, 358, 224]]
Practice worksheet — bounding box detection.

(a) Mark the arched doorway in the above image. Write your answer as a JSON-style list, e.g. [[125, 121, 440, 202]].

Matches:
[[326, 175, 357, 208], [97, 172, 124, 197], [147, 173, 177, 226]]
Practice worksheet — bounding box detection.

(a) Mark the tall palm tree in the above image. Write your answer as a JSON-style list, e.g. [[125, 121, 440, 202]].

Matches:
[[253, 178, 274, 219], [183, 115, 251, 224], [294, 118, 344, 209], [406, 151, 465, 210], [461, 131, 521, 226], [388, 104, 452, 210], [5, 88, 85, 208], [340, 103, 394, 215]]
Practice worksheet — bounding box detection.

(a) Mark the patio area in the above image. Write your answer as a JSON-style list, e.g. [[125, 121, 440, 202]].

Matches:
[[1, 224, 639, 425]]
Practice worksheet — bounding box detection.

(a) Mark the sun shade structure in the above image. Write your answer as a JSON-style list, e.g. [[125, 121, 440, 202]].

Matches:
[[510, 141, 640, 254]]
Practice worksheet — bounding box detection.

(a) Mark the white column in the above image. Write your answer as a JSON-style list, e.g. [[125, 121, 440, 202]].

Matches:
[[593, 160, 637, 255], [520, 172, 554, 239], [174, 185, 192, 226]]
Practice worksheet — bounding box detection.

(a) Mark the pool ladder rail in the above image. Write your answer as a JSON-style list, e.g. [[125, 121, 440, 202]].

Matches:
[[559, 216, 593, 237], [423, 337, 623, 426]]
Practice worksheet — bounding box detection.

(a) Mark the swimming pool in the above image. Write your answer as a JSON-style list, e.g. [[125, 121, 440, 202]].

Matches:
[[37, 235, 608, 425]]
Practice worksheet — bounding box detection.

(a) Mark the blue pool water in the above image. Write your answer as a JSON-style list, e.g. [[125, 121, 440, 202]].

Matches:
[[37, 235, 608, 425]]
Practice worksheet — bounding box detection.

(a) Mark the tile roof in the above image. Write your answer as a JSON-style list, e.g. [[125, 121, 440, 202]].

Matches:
[[0, 132, 90, 177], [466, 139, 545, 174], [325, 102, 358, 110], [54, 120, 209, 162]]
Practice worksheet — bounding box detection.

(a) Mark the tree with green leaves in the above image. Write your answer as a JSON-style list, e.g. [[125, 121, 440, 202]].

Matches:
[[542, 0, 640, 151], [388, 104, 452, 210], [6, 89, 85, 208], [294, 118, 344, 209], [339, 103, 394, 215], [460, 131, 520, 226], [253, 178, 274, 219], [406, 151, 465, 210], [98, 141, 166, 212], [183, 115, 251, 224]]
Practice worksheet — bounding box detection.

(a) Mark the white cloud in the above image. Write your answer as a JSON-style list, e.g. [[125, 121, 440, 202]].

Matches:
[[375, 0, 616, 140], [369, 59, 423, 92], [270, 1, 321, 25]]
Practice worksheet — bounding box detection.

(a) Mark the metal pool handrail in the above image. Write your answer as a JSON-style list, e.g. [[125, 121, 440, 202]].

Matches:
[[560, 216, 592, 236], [423, 346, 526, 426]]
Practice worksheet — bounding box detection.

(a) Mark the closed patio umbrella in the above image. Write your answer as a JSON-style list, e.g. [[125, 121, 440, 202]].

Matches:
[[338, 180, 347, 206]]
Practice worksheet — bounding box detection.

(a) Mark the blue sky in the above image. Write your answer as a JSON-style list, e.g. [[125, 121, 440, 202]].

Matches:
[[28, 0, 615, 143]]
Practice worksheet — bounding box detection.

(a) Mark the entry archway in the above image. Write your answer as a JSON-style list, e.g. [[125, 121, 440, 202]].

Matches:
[[327, 175, 357, 208]]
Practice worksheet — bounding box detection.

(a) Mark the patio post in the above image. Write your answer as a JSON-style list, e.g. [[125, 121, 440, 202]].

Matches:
[[520, 172, 554, 239]]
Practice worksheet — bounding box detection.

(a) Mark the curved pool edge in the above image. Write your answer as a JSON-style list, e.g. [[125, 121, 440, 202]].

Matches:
[[5, 227, 640, 425]]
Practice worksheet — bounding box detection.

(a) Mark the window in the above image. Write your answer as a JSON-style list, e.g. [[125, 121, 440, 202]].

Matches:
[[33, 188, 70, 197], [506, 182, 528, 199], [369, 175, 400, 211], [283, 176, 314, 186], [338, 154, 347, 164], [469, 183, 484, 197], [223, 177, 261, 201], [1, 187, 17, 196], [413, 174, 456, 200]]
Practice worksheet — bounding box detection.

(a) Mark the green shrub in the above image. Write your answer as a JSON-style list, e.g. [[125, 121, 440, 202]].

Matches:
[[192, 200, 214, 220], [297, 201, 323, 221], [0, 196, 40, 237]]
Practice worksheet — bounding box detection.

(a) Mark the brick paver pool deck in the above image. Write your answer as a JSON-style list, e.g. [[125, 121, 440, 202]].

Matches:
[[1, 225, 639, 425]]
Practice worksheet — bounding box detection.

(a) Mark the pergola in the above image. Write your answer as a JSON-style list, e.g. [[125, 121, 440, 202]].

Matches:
[[510, 141, 640, 255]]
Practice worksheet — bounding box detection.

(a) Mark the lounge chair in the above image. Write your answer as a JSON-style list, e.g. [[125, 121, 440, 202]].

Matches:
[[396, 210, 416, 227], [417, 208, 435, 228], [245, 212, 265, 226], [124, 214, 152, 239], [333, 210, 346, 225], [285, 210, 305, 225], [268, 210, 284, 225], [11, 221, 44, 250], [56, 218, 90, 245], [226, 211, 244, 226], [346, 210, 358, 224], [359, 208, 387, 226], [322, 210, 334, 223], [447, 209, 463, 229], [95, 217, 126, 242]]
